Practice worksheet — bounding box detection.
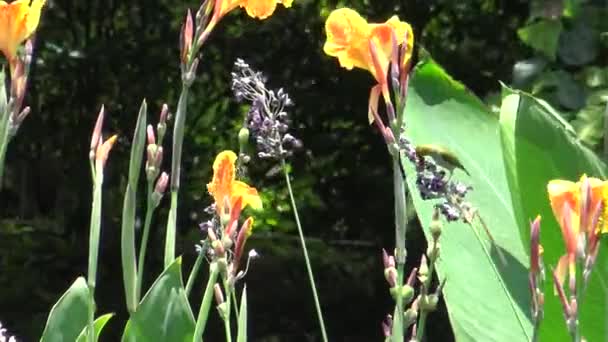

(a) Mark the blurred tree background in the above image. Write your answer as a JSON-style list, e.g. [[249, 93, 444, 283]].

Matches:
[[3, 0, 607, 340]]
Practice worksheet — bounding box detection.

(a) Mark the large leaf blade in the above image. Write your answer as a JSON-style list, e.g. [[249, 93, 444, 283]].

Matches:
[[40, 277, 90, 342], [404, 59, 532, 341], [122, 257, 195, 342]]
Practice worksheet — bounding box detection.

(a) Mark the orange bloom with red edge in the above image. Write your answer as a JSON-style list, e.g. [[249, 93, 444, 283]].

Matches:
[[323, 8, 413, 84], [207, 150, 262, 216], [547, 174, 608, 287], [0, 0, 45, 62]]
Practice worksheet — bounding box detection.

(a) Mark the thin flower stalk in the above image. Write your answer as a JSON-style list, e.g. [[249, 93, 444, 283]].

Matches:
[[165, 0, 291, 267], [193, 151, 262, 341], [231, 59, 327, 341], [87, 106, 118, 342], [529, 216, 544, 342], [185, 245, 205, 298]]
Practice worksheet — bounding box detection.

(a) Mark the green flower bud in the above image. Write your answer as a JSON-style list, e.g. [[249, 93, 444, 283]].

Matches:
[[401, 285, 415, 304], [430, 218, 442, 241], [238, 127, 250, 147], [420, 294, 439, 312], [403, 308, 418, 327]]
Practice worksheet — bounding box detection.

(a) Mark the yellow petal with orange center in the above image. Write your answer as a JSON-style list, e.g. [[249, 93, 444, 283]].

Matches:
[[548, 179, 578, 222], [232, 180, 262, 210], [207, 150, 238, 214], [0, 0, 45, 61], [207, 150, 262, 214], [323, 8, 414, 84]]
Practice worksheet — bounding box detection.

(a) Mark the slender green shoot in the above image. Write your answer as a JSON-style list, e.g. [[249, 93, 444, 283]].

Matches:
[[193, 262, 219, 341], [186, 249, 205, 298], [281, 159, 328, 342]]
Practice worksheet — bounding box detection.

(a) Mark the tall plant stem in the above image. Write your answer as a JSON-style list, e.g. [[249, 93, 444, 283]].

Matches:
[[193, 263, 219, 342], [415, 256, 436, 341], [281, 159, 328, 342], [223, 280, 233, 342], [165, 86, 190, 268], [0, 110, 10, 188], [136, 183, 155, 301], [87, 172, 103, 342], [185, 250, 204, 298], [391, 156, 408, 342]]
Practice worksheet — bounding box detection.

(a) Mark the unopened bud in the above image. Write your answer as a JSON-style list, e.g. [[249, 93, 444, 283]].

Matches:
[[418, 255, 429, 283], [381, 315, 392, 338], [401, 285, 415, 304], [152, 172, 169, 207], [382, 248, 395, 269], [238, 127, 250, 147], [384, 267, 397, 288], [403, 308, 418, 327], [420, 294, 439, 312], [214, 283, 224, 305], [429, 218, 442, 241]]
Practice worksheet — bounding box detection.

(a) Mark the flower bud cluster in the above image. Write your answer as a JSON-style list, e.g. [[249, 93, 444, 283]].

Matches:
[[398, 134, 472, 222], [231, 58, 302, 160]]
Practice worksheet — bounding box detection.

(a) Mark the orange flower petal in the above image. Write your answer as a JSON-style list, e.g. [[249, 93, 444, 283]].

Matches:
[[0, 0, 44, 61], [207, 150, 238, 214]]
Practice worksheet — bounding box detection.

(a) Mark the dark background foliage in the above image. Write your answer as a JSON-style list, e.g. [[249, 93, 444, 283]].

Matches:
[[4, 0, 598, 340]]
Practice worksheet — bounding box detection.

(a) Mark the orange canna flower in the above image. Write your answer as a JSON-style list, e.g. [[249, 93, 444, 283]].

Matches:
[[323, 8, 413, 85], [0, 0, 45, 63], [547, 174, 608, 289], [207, 150, 262, 216], [208, 0, 292, 28]]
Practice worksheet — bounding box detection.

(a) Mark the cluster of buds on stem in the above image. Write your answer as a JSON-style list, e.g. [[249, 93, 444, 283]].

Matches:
[[203, 151, 263, 287], [179, 1, 215, 83], [4, 39, 35, 139], [542, 174, 607, 339], [146, 105, 171, 206], [89, 106, 118, 177], [231, 59, 302, 161], [382, 210, 446, 340], [529, 216, 544, 341]]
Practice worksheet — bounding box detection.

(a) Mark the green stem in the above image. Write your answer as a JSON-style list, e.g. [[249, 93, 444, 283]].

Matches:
[[415, 257, 436, 341], [223, 280, 233, 342], [193, 263, 219, 342], [87, 171, 103, 342], [0, 110, 10, 189], [186, 249, 205, 298], [165, 85, 190, 268], [391, 156, 407, 342], [231, 289, 240, 322], [281, 159, 328, 342], [136, 182, 155, 302]]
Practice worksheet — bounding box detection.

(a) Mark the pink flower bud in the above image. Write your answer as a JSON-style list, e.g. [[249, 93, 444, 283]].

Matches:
[[154, 172, 169, 195], [147, 124, 156, 145], [90, 106, 105, 152]]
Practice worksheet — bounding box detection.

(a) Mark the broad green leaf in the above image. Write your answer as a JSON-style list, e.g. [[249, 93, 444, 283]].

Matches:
[[403, 59, 532, 341], [518, 19, 563, 60], [499, 86, 608, 341], [122, 257, 195, 342], [40, 277, 90, 342], [76, 314, 114, 342], [236, 286, 248, 342]]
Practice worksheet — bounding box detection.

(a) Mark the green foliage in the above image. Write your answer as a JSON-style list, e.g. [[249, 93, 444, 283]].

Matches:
[[236, 287, 248, 342], [513, 1, 608, 150], [499, 86, 608, 341], [75, 314, 114, 342], [40, 277, 90, 342], [518, 19, 562, 60], [404, 58, 532, 341], [122, 258, 195, 341]]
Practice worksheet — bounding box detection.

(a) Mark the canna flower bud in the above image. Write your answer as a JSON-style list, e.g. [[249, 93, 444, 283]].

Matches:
[[90, 105, 105, 154], [151, 172, 169, 207], [181, 9, 194, 65], [238, 127, 250, 148], [213, 283, 224, 305], [401, 284, 415, 304], [157, 103, 169, 143], [418, 255, 429, 284], [420, 294, 439, 312], [147, 124, 156, 145]]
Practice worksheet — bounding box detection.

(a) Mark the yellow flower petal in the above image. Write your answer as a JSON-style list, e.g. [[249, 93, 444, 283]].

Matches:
[[0, 0, 45, 61], [233, 180, 263, 211], [207, 150, 262, 214], [323, 8, 413, 84]]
